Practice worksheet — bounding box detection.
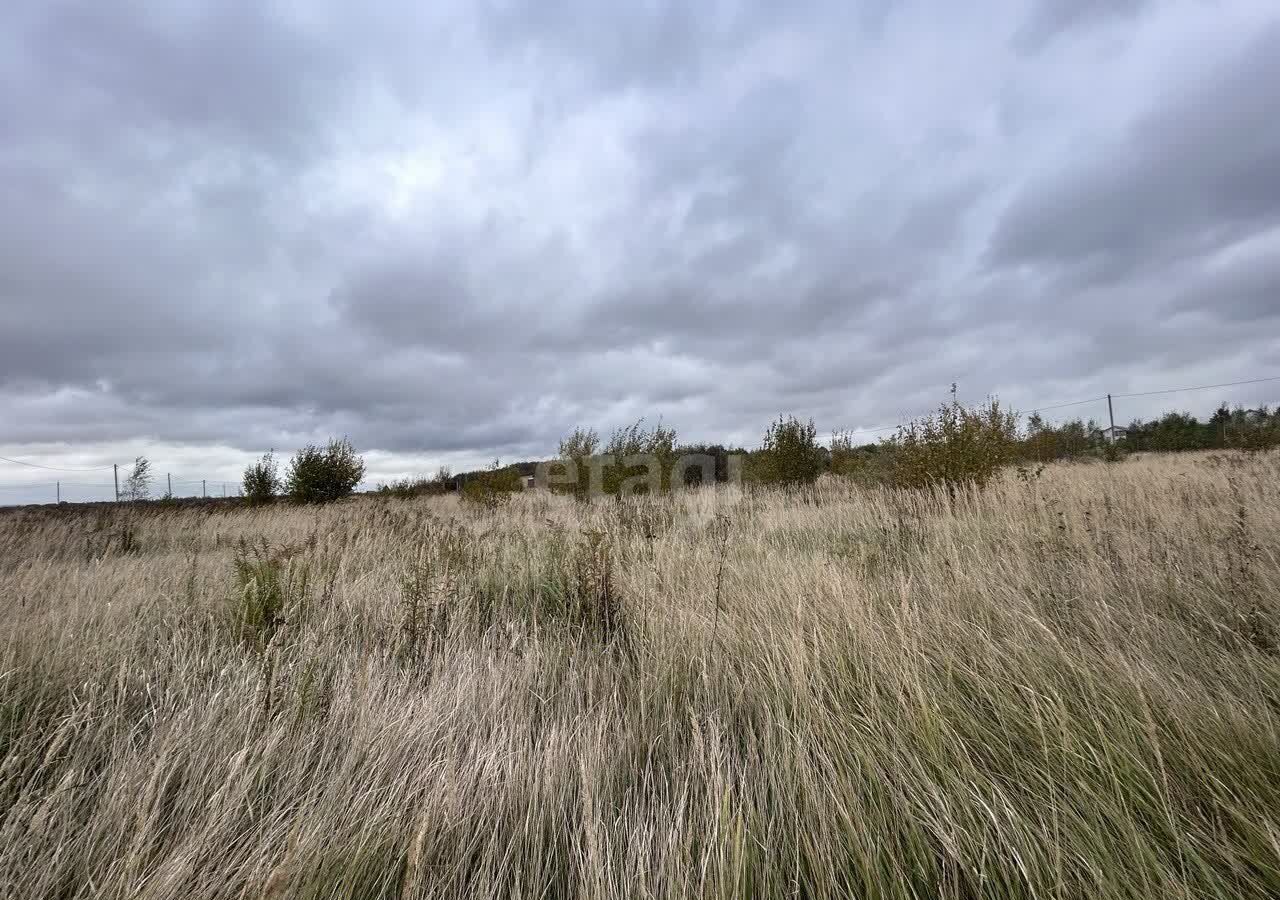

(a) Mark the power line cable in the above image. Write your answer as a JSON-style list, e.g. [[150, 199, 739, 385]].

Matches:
[[1112, 375, 1280, 399], [0, 455, 116, 472], [0, 481, 116, 489], [839, 422, 905, 436], [1029, 396, 1108, 413]]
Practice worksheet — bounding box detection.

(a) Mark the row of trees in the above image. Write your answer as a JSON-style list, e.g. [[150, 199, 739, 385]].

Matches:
[[364, 399, 1277, 504], [111, 440, 367, 506], [1127, 405, 1280, 453], [532, 400, 1280, 497], [461, 407, 1019, 499], [243, 439, 365, 505], [1020, 405, 1280, 460]]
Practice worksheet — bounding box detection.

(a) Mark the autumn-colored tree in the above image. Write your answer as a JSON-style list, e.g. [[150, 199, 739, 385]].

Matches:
[[890, 399, 1019, 492]]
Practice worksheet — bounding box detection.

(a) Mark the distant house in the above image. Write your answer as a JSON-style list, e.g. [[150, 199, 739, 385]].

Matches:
[[1095, 426, 1128, 443], [513, 461, 539, 490]]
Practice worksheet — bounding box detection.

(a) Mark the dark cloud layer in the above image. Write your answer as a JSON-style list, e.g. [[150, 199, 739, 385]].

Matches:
[[2, 0, 1279, 496], [992, 23, 1280, 280]]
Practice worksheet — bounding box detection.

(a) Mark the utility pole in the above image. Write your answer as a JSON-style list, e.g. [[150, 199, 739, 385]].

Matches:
[[1107, 393, 1116, 444], [113, 464, 119, 502], [168, 472, 172, 497]]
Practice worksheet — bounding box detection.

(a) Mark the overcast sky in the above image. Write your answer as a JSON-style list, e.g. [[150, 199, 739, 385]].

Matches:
[[2, 0, 1279, 502]]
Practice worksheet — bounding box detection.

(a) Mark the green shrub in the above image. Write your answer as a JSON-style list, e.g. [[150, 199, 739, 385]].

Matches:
[[459, 460, 523, 509], [286, 438, 365, 504], [242, 451, 281, 506], [890, 399, 1019, 492], [546, 420, 683, 496], [229, 539, 308, 648], [1102, 441, 1127, 463], [1021, 414, 1097, 461], [533, 528, 627, 646], [550, 427, 601, 499], [377, 466, 453, 500], [602, 419, 678, 495], [829, 432, 895, 485], [750, 415, 825, 486]]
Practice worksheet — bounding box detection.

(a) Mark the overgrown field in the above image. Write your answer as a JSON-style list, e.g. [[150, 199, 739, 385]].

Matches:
[[2, 451, 1279, 899]]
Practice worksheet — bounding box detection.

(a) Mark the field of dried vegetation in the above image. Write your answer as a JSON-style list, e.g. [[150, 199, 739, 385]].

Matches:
[[1, 450, 1279, 899]]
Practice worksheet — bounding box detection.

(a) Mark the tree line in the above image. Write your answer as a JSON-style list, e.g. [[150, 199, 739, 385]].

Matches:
[[373, 400, 1280, 503], [110, 401, 1279, 508]]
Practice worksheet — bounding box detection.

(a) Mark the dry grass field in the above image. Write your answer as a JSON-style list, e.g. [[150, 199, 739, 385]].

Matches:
[[2, 451, 1279, 899]]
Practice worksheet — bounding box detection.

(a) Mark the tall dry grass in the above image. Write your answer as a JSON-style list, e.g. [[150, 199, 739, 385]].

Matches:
[[1, 451, 1278, 899]]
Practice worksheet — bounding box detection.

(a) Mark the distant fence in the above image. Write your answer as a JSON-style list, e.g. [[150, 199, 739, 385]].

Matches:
[[0, 476, 242, 508]]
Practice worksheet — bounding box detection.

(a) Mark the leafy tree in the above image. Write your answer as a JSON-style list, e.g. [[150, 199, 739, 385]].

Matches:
[[548, 427, 601, 498], [829, 430, 866, 476], [242, 451, 281, 506], [286, 438, 365, 504], [121, 456, 152, 502], [1210, 404, 1232, 438], [559, 427, 600, 460], [603, 419, 679, 495], [890, 399, 1019, 492], [751, 416, 825, 486]]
